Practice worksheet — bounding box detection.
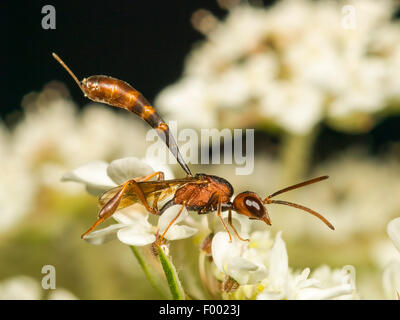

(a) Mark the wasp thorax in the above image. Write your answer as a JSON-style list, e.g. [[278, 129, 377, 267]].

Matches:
[[233, 192, 271, 225]]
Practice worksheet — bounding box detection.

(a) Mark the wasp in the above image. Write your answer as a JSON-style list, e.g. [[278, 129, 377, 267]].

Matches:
[[53, 53, 334, 243]]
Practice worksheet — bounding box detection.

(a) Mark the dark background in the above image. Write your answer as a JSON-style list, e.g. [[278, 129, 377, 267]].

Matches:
[[0, 0, 399, 159], [0, 0, 230, 116]]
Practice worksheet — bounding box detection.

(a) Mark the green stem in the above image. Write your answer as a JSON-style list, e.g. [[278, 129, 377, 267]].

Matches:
[[130, 246, 169, 299], [280, 129, 318, 184], [157, 245, 186, 300]]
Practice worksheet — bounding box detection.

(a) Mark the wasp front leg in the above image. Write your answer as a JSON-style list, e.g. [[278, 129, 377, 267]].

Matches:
[[216, 197, 233, 243], [228, 209, 249, 242]]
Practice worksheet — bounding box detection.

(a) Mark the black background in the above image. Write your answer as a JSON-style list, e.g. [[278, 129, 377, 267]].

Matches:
[[0, 0, 230, 116]]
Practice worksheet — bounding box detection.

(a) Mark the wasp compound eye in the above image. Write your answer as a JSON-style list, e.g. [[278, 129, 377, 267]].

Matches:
[[244, 196, 264, 218]]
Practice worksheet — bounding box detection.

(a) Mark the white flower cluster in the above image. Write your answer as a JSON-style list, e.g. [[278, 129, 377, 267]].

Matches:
[[211, 230, 358, 300], [156, 0, 400, 134]]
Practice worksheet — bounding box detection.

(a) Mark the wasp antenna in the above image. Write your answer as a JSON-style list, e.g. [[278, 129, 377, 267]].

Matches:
[[265, 176, 329, 200], [52, 52, 85, 94], [267, 199, 334, 230]]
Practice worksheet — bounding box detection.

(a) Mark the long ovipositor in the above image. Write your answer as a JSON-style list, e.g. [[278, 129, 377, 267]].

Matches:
[[52, 53, 192, 176]]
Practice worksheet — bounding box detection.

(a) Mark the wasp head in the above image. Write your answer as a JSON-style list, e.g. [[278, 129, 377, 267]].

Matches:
[[232, 191, 271, 225]]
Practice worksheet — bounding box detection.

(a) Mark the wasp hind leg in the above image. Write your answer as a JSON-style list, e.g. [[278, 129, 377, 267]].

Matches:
[[81, 171, 164, 239], [157, 202, 187, 245]]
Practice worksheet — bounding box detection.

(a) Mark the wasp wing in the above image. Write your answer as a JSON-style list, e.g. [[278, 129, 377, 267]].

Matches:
[[98, 177, 205, 211]]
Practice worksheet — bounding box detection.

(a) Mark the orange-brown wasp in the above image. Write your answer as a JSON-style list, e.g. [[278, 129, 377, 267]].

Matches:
[[53, 53, 334, 243]]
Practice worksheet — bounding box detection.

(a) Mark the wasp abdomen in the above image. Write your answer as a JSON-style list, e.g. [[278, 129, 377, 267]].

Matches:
[[82, 75, 192, 176]]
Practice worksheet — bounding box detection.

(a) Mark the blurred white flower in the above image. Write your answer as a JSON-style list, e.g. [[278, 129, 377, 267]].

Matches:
[[265, 152, 400, 243], [62, 157, 167, 196], [0, 276, 77, 300], [210, 229, 358, 299], [156, 0, 400, 134], [0, 122, 10, 162], [211, 231, 268, 285], [48, 288, 78, 300], [8, 84, 150, 194], [0, 276, 41, 300], [259, 81, 323, 134], [382, 217, 400, 299], [63, 156, 197, 245], [0, 157, 36, 234], [305, 265, 358, 300], [256, 232, 357, 300], [387, 218, 400, 253]]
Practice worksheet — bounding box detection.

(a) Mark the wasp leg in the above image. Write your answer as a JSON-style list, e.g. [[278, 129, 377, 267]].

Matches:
[[228, 209, 249, 242], [148, 172, 165, 214], [81, 172, 164, 239], [157, 202, 187, 244], [134, 171, 164, 183], [216, 197, 232, 243]]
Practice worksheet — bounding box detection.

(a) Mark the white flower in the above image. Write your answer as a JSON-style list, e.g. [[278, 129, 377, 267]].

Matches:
[[63, 156, 197, 245], [382, 217, 400, 299], [156, 0, 400, 134], [0, 157, 36, 234], [259, 81, 323, 134], [154, 77, 217, 130], [61, 157, 157, 196], [387, 217, 400, 253], [0, 276, 77, 300], [83, 204, 198, 246], [211, 231, 268, 285], [302, 265, 358, 300], [0, 276, 41, 300], [257, 232, 357, 300]]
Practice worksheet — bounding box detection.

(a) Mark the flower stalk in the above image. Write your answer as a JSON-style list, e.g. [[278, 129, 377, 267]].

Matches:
[[157, 245, 186, 300], [130, 246, 170, 299]]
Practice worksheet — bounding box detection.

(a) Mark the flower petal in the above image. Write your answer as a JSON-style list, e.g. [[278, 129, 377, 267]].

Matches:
[[107, 157, 154, 185], [158, 205, 188, 230], [269, 231, 288, 291], [83, 223, 125, 245], [296, 285, 353, 300], [226, 256, 266, 285], [113, 205, 151, 226], [117, 226, 156, 246], [165, 225, 198, 241], [211, 232, 240, 273], [62, 161, 116, 195], [387, 217, 400, 253], [158, 205, 198, 240], [222, 210, 251, 236], [382, 260, 400, 300], [142, 156, 175, 180], [0, 276, 41, 300], [257, 291, 285, 300]]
